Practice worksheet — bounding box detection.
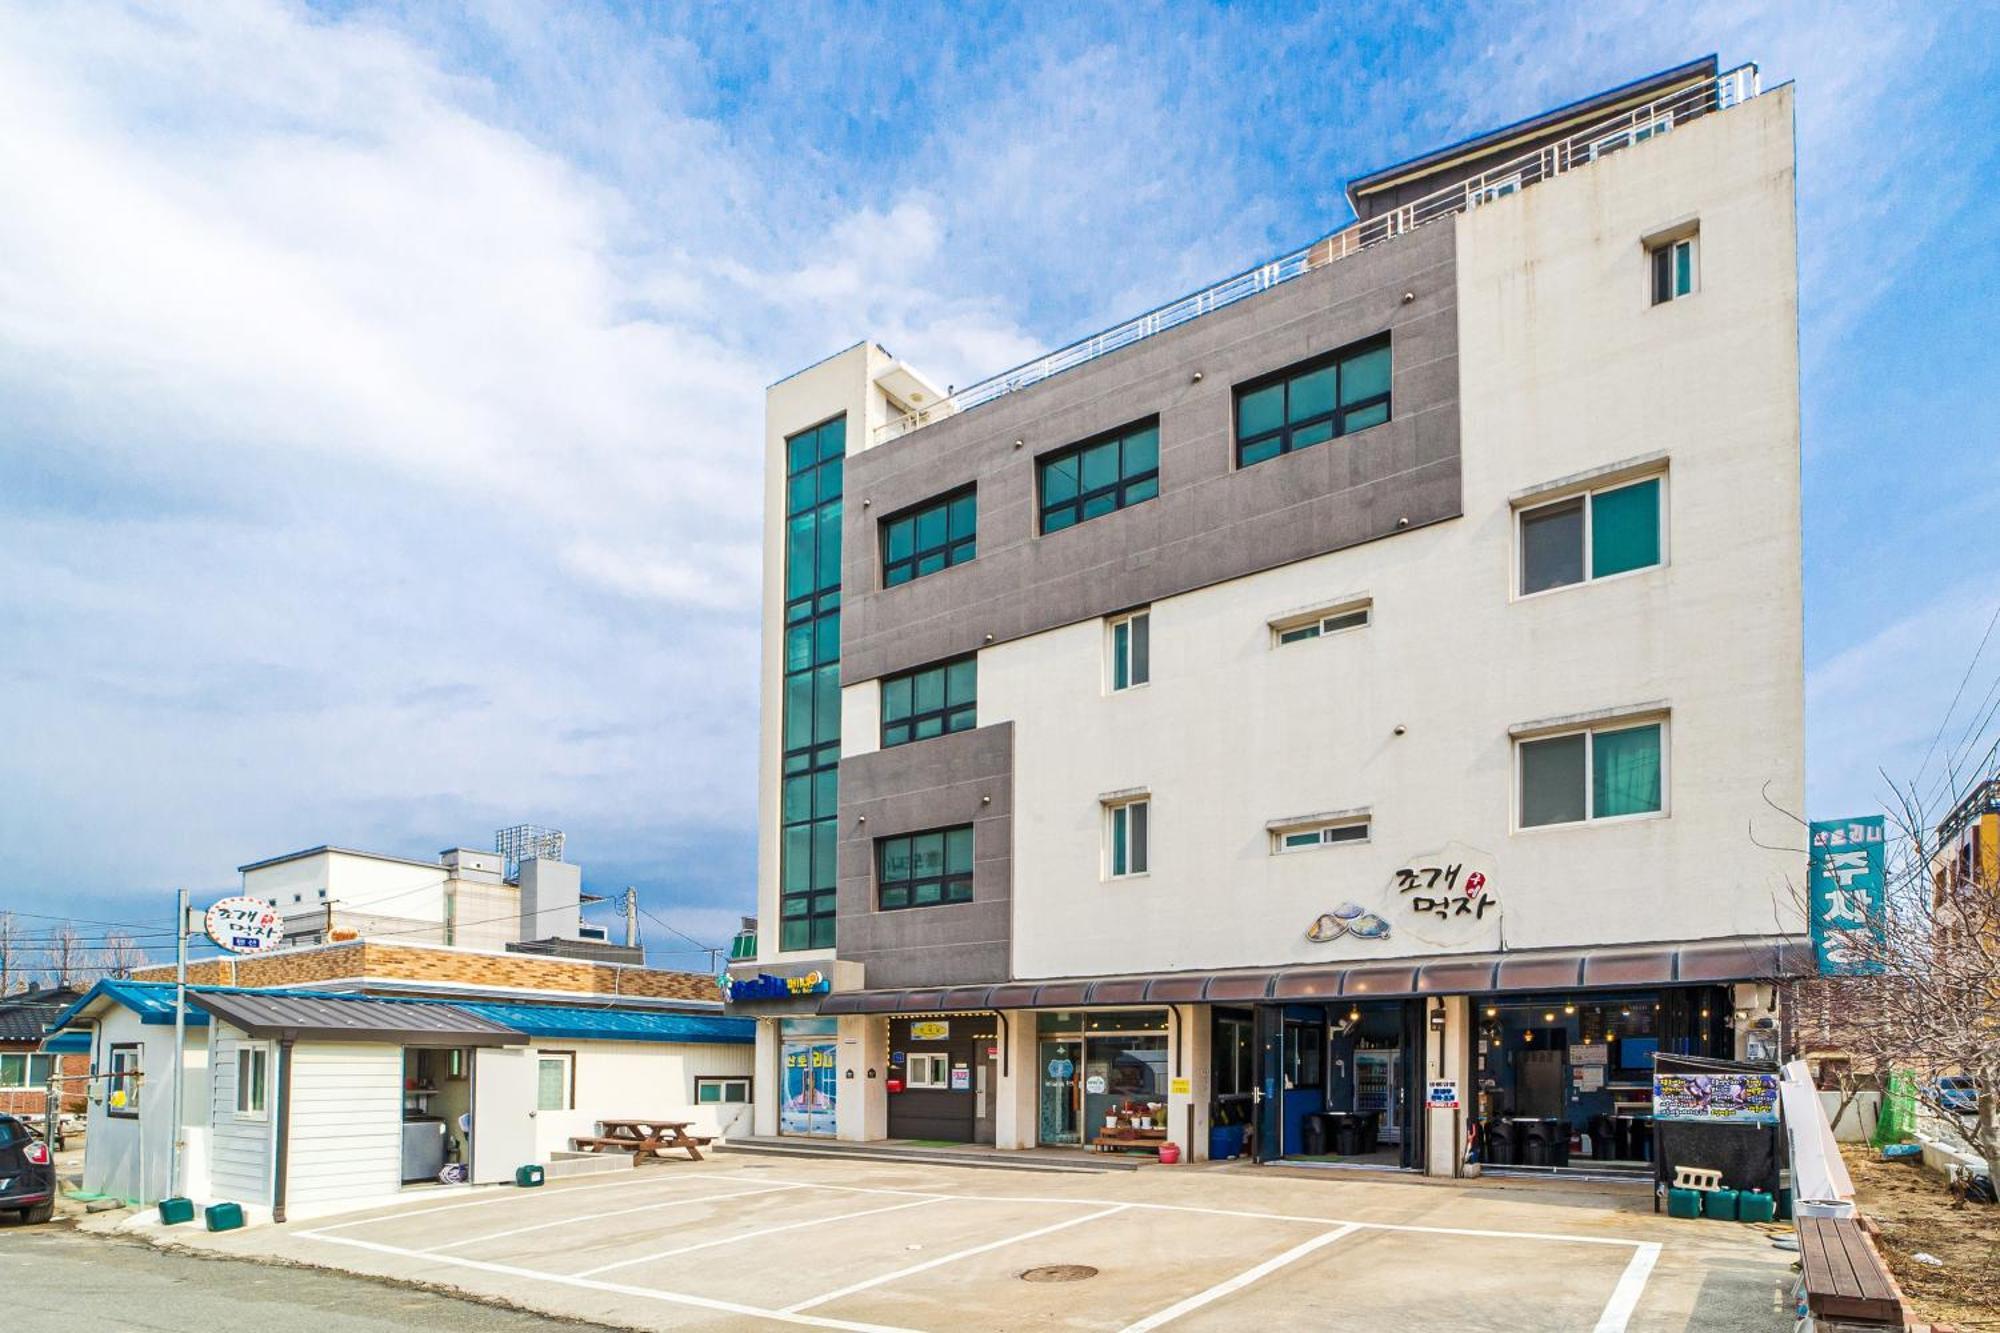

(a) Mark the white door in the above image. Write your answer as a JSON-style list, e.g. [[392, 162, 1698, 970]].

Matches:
[[471, 1046, 539, 1184]]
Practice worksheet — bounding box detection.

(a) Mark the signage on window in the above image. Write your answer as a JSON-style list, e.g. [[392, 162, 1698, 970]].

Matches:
[[1304, 842, 1502, 951], [1808, 816, 1885, 976], [203, 897, 283, 955]]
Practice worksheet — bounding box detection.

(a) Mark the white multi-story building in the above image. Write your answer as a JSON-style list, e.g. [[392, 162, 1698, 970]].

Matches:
[[730, 57, 1804, 1176]]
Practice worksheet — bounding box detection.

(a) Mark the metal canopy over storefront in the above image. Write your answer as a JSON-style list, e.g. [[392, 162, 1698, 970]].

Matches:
[[815, 937, 1809, 1016], [189, 992, 527, 1046]]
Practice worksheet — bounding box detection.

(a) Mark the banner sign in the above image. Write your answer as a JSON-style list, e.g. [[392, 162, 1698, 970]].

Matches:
[[203, 897, 283, 955], [910, 1020, 950, 1041], [1653, 1069, 1780, 1124], [1808, 816, 1886, 976], [720, 970, 829, 1002]]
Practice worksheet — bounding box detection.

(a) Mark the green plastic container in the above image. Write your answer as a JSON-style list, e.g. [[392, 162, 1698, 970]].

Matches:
[[514, 1164, 545, 1188], [204, 1202, 245, 1232], [1737, 1190, 1776, 1223], [1703, 1188, 1740, 1221], [157, 1197, 195, 1226], [1667, 1187, 1702, 1219]]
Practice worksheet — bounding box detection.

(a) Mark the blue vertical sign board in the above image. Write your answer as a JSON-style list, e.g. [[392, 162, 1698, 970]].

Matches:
[[1807, 816, 1886, 976]]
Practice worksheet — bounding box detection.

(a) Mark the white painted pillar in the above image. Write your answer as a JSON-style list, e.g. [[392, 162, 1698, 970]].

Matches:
[[1176, 1004, 1212, 1161], [836, 1015, 887, 1142], [994, 1011, 1038, 1149], [1423, 996, 1470, 1177], [752, 1020, 780, 1138]]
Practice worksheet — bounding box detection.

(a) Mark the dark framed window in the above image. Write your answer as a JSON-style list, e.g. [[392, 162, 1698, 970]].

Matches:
[[877, 825, 975, 910], [1235, 336, 1391, 468], [107, 1043, 141, 1117], [1650, 235, 1697, 304], [780, 414, 847, 951], [1038, 420, 1159, 533], [881, 656, 976, 748], [1519, 720, 1665, 828], [1518, 476, 1663, 595], [882, 487, 976, 587]]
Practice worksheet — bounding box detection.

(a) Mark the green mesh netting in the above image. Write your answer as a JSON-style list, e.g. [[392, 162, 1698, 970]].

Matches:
[[1873, 1071, 1917, 1145]]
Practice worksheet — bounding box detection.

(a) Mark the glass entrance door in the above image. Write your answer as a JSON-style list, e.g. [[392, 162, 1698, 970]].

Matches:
[[780, 1039, 838, 1137], [1037, 1037, 1080, 1146]]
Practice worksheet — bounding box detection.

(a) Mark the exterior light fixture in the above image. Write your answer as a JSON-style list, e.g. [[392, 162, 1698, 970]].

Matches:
[[1523, 1030, 1533, 1042], [1543, 1012, 1555, 1023], [1484, 1007, 1498, 1018], [1563, 1004, 1576, 1016], [1348, 1008, 1360, 1022]]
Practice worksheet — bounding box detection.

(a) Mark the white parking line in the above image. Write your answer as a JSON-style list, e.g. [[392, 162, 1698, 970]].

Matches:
[[308, 1169, 716, 1231], [1117, 1223, 1363, 1332], [296, 1229, 920, 1333], [782, 1203, 1130, 1314], [1593, 1241, 1662, 1333], [574, 1195, 950, 1278], [426, 1183, 804, 1253]]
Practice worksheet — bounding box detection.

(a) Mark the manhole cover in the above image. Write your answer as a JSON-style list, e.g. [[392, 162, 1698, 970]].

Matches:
[[1020, 1265, 1098, 1283]]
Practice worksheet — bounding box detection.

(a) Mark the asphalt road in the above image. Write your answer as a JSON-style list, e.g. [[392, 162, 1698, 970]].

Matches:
[[0, 1219, 606, 1332]]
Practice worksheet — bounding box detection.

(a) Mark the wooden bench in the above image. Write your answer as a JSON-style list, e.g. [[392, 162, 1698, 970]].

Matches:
[[1797, 1216, 1909, 1328]]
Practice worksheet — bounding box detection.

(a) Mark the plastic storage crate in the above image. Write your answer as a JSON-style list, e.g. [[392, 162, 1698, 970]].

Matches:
[[1737, 1190, 1775, 1223], [157, 1197, 195, 1226], [515, 1164, 545, 1188], [1703, 1188, 1740, 1221], [1666, 1187, 1702, 1219], [204, 1202, 245, 1232]]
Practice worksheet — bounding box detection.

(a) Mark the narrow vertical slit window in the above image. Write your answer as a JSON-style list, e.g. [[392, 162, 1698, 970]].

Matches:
[[1107, 797, 1150, 878], [1110, 610, 1150, 691]]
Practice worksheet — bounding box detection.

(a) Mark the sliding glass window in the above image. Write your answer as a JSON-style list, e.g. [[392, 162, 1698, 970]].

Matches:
[[1235, 336, 1391, 468], [779, 415, 846, 951]]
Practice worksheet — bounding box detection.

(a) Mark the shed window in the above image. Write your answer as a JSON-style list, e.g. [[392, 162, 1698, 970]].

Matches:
[[536, 1052, 575, 1111], [235, 1047, 269, 1117]]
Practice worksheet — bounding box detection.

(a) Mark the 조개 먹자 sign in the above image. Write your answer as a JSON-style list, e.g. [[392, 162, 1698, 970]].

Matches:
[[203, 897, 283, 955]]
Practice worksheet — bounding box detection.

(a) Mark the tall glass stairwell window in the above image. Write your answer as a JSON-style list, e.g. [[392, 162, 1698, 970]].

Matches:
[[781, 415, 846, 952]]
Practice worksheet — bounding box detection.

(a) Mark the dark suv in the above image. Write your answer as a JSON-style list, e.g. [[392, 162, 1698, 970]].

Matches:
[[0, 1115, 55, 1224]]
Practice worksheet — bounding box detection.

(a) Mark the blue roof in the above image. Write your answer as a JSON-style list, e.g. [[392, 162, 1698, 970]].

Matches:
[[449, 1000, 753, 1045], [42, 1030, 92, 1053], [43, 979, 752, 1048]]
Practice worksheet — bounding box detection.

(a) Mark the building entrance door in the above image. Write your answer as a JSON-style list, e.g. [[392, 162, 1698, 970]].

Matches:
[[780, 1037, 837, 1137], [1037, 1036, 1081, 1146]]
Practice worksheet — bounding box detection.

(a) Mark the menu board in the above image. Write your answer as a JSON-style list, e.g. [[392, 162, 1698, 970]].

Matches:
[[1652, 1069, 1779, 1124]]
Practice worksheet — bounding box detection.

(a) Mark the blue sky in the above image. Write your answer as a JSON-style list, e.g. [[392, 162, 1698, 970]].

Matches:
[[2, 1, 1997, 965]]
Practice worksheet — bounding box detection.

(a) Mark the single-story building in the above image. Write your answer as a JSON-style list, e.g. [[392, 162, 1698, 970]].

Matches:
[[47, 978, 754, 1220], [1, 985, 86, 1119]]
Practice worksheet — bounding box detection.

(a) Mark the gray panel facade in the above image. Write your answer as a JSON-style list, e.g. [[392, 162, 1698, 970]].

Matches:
[[837, 722, 1013, 988], [841, 220, 1460, 687]]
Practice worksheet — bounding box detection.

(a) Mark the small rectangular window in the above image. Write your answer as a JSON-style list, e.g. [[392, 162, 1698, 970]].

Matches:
[[536, 1051, 575, 1111], [1236, 336, 1391, 468], [881, 486, 976, 587], [1651, 236, 1697, 305], [235, 1047, 268, 1117], [1518, 477, 1663, 595], [1273, 817, 1371, 852], [1108, 798, 1150, 878], [695, 1076, 752, 1104], [1039, 420, 1159, 533], [1273, 601, 1371, 646], [107, 1044, 141, 1117], [881, 656, 977, 748], [1519, 720, 1665, 828], [1110, 611, 1150, 691], [877, 825, 975, 910], [904, 1053, 950, 1088]]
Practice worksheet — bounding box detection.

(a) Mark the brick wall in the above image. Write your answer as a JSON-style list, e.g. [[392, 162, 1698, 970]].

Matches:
[[132, 941, 718, 1002]]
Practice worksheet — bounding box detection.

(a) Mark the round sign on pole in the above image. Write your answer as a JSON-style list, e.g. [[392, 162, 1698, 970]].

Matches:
[[204, 896, 284, 954]]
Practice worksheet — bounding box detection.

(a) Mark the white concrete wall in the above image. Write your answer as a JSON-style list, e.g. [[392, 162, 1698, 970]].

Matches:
[[251, 850, 452, 943], [528, 1040, 758, 1159], [285, 1042, 402, 1210], [206, 1023, 275, 1205], [975, 89, 1802, 980]]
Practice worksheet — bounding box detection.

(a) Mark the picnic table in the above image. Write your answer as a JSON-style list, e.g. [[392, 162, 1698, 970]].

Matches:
[[570, 1118, 712, 1162]]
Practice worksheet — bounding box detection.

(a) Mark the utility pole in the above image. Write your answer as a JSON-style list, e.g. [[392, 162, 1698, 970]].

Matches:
[[168, 888, 190, 1201], [622, 887, 638, 950]]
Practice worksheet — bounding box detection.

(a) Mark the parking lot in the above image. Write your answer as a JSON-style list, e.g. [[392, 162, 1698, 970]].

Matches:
[[163, 1155, 1796, 1331]]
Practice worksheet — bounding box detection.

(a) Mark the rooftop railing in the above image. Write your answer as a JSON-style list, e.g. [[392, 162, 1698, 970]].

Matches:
[[876, 63, 1760, 444]]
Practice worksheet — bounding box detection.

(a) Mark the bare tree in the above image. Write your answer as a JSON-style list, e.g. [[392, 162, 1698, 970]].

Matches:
[[98, 931, 148, 979], [46, 923, 84, 988], [1797, 775, 2000, 1186], [0, 912, 19, 996]]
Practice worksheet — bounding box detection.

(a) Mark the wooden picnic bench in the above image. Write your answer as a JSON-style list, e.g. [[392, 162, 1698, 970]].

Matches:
[[570, 1118, 713, 1163], [1796, 1216, 1909, 1328]]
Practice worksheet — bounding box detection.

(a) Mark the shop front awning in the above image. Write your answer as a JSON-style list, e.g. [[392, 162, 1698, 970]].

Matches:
[[190, 992, 527, 1046], [816, 937, 1810, 1016]]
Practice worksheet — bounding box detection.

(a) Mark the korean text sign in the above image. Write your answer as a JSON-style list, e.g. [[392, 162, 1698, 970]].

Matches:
[[1808, 816, 1886, 976]]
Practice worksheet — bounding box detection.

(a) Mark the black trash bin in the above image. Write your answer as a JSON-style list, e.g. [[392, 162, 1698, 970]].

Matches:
[[1356, 1110, 1380, 1155], [1483, 1118, 1513, 1165], [1589, 1114, 1615, 1162], [1552, 1120, 1572, 1167], [1299, 1113, 1328, 1157], [1519, 1118, 1552, 1166], [1331, 1113, 1363, 1156]]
